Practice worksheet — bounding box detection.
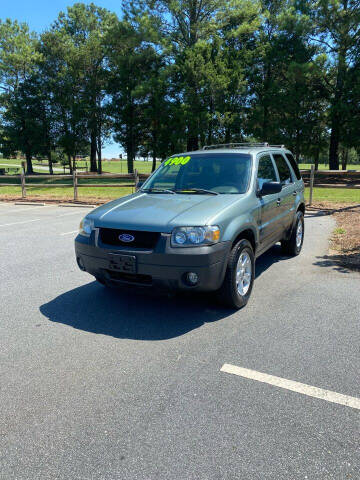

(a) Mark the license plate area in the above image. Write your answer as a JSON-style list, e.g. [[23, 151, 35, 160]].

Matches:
[[108, 254, 137, 273]]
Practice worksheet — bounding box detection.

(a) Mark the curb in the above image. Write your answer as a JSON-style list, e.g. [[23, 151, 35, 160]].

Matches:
[[14, 202, 47, 206], [59, 203, 95, 208]]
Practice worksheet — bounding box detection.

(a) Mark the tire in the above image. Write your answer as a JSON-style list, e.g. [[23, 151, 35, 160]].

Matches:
[[217, 239, 255, 309], [281, 211, 304, 256]]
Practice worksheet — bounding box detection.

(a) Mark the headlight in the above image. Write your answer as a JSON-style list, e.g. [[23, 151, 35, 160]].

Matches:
[[171, 226, 220, 247], [79, 217, 94, 236]]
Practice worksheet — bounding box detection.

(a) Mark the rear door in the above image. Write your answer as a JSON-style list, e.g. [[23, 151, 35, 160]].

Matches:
[[272, 153, 297, 229], [256, 153, 283, 249]]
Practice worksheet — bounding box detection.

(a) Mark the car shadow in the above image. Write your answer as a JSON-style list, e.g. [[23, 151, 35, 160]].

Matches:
[[40, 283, 234, 341], [40, 246, 291, 340], [255, 244, 293, 278]]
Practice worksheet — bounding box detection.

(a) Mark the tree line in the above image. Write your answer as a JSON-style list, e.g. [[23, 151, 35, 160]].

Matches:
[[0, 0, 359, 174]]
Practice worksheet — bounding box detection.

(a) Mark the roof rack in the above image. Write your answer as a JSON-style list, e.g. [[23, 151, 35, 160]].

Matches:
[[202, 142, 285, 150]]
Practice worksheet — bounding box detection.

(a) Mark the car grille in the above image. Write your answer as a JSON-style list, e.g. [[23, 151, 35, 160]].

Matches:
[[99, 228, 160, 249]]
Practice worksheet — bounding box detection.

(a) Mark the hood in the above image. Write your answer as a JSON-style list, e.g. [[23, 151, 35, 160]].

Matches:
[[89, 192, 241, 233]]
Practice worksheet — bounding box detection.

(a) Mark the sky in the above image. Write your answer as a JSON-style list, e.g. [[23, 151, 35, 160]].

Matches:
[[0, 0, 124, 158]]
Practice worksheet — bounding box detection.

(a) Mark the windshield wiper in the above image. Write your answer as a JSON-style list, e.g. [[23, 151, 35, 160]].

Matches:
[[175, 188, 219, 196], [141, 188, 176, 194]]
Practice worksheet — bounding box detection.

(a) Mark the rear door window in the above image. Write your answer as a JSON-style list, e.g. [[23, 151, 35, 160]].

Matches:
[[284, 153, 302, 180], [257, 155, 278, 189], [273, 154, 293, 185]]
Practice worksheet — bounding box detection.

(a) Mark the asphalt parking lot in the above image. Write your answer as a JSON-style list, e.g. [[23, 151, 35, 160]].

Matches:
[[0, 202, 359, 480]]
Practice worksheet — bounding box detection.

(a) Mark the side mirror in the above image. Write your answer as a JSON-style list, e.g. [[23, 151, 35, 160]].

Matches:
[[136, 181, 144, 191], [259, 181, 282, 196]]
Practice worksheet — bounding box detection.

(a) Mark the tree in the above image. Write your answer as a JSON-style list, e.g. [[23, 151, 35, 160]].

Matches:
[[0, 19, 42, 173], [1, 77, 44, 169], [41, 4, 117, 173], [312, 0, 360, 169], [107, 18, 154, 173]]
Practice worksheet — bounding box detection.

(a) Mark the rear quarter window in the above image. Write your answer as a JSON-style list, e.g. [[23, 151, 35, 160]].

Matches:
[[273, 154, 293, 185], [285, 153, 302, 180]]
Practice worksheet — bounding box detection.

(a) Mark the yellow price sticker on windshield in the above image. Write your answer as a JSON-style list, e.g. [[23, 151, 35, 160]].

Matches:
[[164, 156, 191, 166]]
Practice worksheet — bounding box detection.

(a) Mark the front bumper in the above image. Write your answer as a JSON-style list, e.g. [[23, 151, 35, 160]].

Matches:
[[74, 230, 231, 291]]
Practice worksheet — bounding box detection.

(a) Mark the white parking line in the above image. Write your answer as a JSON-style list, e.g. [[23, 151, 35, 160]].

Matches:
[[60, 230, 78, 236], [0, 218, 41, 228], [0, 205, 53, 214], [220, 364, 360, 410]]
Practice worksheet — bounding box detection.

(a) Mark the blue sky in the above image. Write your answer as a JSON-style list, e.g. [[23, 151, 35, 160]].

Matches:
[[1, 0, 124, 158]]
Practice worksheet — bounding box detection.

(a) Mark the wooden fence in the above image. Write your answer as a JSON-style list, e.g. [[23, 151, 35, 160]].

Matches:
[[302, 166, 360, 205], [0, 166, 151, 202], [1, 163, 359, 204]]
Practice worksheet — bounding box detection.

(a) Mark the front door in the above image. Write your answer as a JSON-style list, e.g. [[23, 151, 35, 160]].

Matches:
[[256, 154, 283, 250]]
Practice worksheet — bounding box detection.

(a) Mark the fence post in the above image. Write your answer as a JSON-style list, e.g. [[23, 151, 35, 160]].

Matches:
[[134, 168, 139, 191], [73, 170, 78, 202], [20, 161, 26, 199], [309, 164, 315, 206]]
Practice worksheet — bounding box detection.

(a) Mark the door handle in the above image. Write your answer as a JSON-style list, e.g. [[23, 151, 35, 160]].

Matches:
[[276, 198, 281, 206], [292, 191, 297, 196]]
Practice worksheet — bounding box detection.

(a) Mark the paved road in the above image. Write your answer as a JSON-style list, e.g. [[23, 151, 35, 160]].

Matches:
[[0, 202, 359, 480]]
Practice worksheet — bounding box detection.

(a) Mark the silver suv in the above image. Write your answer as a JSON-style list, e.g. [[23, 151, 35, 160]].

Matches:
[[75, 143, 305, 309]]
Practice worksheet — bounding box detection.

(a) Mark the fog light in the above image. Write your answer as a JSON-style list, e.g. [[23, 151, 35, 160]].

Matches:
[[186, 272, 198, 286], [77, 256, 86, 271]]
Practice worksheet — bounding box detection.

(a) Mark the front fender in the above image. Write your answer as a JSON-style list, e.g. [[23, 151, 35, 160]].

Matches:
[[222, 212, 259, 246]]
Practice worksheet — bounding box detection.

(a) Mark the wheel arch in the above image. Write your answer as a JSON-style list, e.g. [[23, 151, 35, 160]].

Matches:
[[231, 227, 257, 253], [297, 202, 305, 214]]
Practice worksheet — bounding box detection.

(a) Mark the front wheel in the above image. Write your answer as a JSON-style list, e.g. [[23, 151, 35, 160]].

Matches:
[[218, 239, 255, 309], [281, 211, 304, 256]]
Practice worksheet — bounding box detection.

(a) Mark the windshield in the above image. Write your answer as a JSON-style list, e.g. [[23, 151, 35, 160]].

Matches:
[[142, 153, 252, 194]]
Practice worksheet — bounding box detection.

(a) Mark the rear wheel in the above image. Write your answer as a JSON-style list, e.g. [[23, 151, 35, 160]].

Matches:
[[281, 211, 304, 256], [218, 239, 255, 309]]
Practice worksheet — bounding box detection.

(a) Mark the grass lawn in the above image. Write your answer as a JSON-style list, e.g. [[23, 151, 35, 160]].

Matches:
[[0, 185, 134, 202], [304, 187, 360, 203], [0, 182, 359, 204]]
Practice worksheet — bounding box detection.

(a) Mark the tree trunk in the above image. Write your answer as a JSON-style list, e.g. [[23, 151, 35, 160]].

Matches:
[[152, 151, 157, 173], [97, 135, 102, 174], [67, 154, 73, 175], [314, 145, 320, 171], [126, 122, 134, 174], [127, 147, 134, 174], [90, 130, 97, 172], [48, 150, 53, 175], [328, 46, 347, 170], [329, 118, 340, 170], [25, 152, 33, 174], [341, 148, 348, 171]]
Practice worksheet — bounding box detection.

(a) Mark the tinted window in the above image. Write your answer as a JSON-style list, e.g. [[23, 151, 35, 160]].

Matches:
[[273, 154, 293, 185], [257, 155, 277, 189], [285, 153, 301, 180], [144, 153, 252, 194]]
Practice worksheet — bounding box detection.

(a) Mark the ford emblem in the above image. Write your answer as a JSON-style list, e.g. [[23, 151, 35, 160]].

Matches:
[[119, 233, 135, 243]]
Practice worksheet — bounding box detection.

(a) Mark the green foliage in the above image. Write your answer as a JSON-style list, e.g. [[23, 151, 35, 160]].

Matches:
[[0, 0, 360, 175]]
